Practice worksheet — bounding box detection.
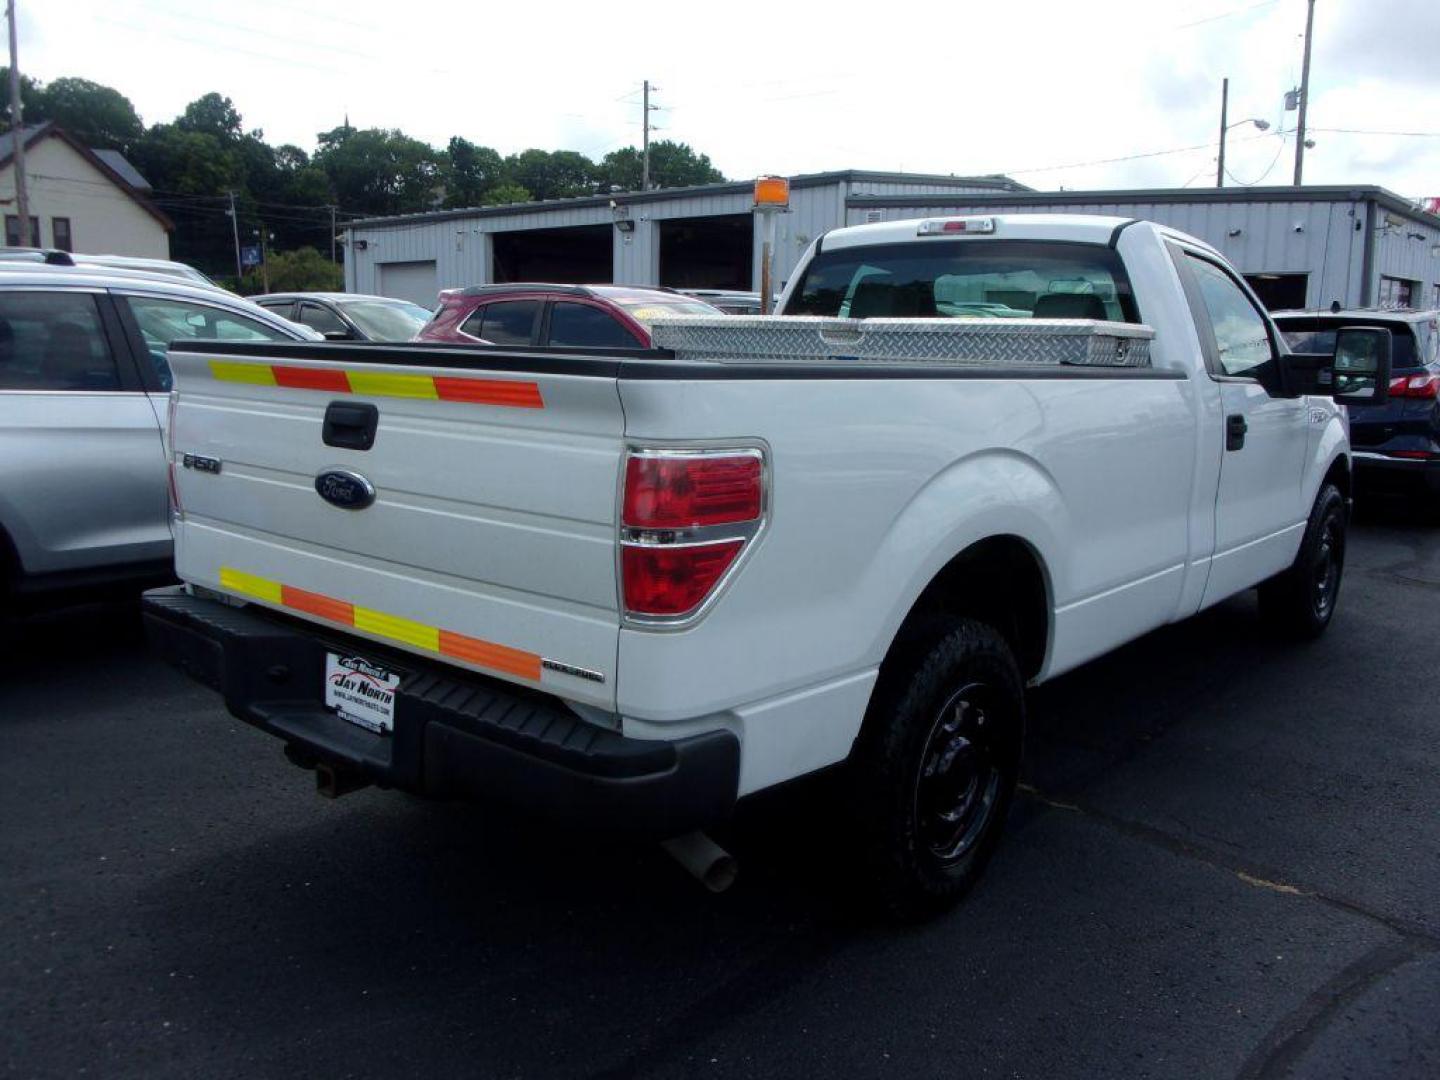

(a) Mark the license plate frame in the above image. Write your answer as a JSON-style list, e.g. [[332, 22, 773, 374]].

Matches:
[[324, 652, 400, 734]]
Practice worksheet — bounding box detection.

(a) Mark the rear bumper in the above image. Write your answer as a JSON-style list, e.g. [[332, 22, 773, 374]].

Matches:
[[1352, 451, 1440, 496], [143, 587, 738, 836]]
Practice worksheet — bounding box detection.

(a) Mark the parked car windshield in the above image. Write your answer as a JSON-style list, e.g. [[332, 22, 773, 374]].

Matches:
[[341, 299, 432, 341], [1278, 318, 1423, 370], [787, 239, 1140, 322]]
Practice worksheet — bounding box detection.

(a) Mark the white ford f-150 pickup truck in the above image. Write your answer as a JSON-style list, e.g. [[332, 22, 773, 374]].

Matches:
[[145, 215, 1391, 915]]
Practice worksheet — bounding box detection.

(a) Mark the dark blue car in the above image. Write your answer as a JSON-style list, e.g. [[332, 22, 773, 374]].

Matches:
[[1276, 309, 1440, 504]]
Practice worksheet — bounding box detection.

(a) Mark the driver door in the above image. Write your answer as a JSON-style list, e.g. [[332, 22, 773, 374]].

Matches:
[[1174, 249, 1310, 605]]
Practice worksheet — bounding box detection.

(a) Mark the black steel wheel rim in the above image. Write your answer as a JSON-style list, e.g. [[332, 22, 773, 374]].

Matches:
[[1311, 511, 1343, 619], [913, 681, 1005, 864]]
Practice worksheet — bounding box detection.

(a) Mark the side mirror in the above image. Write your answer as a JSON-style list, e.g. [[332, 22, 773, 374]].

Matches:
[[1332, 326, 1391, 406], [322, 329, 354, 341]]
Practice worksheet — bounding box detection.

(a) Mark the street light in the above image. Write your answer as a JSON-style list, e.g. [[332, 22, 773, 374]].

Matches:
[[1217, 77, 1274, 187]]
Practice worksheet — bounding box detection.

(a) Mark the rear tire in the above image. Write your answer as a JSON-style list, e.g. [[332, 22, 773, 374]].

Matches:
[[1258, 482, 1346, 639], [849, 617, 1025, 920]]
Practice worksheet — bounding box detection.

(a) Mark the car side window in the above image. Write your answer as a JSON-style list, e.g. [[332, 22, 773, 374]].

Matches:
[[1185, 255, 1274, 378], [0, 291, 122, 392], [122, 295, 292, 390], [298, 303, 348, 336], [464, 300, 539, 345], [258, 300, 296, 321], [547, 302, 641, 349]]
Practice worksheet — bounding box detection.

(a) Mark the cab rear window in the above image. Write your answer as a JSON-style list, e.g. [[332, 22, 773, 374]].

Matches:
[[787, 240, 1140, 323]]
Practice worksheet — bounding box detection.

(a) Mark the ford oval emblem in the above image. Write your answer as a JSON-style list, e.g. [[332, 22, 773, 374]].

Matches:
[[315, 469, 376, 510]]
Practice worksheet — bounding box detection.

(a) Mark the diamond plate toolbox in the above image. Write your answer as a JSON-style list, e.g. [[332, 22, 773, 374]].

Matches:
[[648, 316, 1154, 368]]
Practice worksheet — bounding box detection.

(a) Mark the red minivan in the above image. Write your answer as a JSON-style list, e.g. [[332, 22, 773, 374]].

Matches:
[[416, 284, 721, 349]]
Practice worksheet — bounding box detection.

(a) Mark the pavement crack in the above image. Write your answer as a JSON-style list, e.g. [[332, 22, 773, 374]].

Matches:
[[1016, 787, 1440, 946], [1235, 941, 1432, 1080]]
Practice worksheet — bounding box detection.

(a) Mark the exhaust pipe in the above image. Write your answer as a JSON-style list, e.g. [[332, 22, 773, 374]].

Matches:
[[661, 831, 737, 893], [315, 761, 370, 799]]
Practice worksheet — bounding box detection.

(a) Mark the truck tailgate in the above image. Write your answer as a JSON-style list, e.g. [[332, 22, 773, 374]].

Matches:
[[166, 344, 624, 709]]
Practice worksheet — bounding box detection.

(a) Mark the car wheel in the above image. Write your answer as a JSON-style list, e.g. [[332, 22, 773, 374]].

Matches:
[[849, 617, 1025, 920], [1259, 482, 1347, 639]]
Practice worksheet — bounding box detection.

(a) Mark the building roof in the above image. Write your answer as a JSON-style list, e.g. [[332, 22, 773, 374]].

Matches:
[[345, 169, 1031, 230], [90, 148, 152, 192], [0, 122, 173, 231], [844, 184, 1440, 231]]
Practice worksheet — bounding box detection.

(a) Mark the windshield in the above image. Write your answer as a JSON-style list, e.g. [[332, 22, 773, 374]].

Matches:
[[341, 299, 432, 341], [609, 296, 720, 325], [787, 239, 1140, 322], [1278, 318, 1422, 370]]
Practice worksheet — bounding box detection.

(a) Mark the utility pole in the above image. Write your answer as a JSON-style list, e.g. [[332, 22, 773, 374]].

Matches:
[[641, 80, 659, 191], [6, 0, 31, 247], [256, 223, 270, 292], [227, 190, 242, 282], [1216, 77, 1229, 187], [1293, 0, 1316, 185], [328, 205, 337, 264]]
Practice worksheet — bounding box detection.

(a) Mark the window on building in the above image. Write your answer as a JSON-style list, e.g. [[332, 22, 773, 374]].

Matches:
[[1379, 276, 1417, 309], [0, 291, 121, 391], [1243, 273, 1308, 312], [52, 218, 73, 253], [546, 302, 642, 349], [5, 215, 40, 247]]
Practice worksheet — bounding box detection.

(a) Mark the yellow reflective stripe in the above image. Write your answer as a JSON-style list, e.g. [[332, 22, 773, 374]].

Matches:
[[209, 361, 278, 386], [346, 371, 439, 400], [353, 606, 440, 652], [219, 567, 283, 604]]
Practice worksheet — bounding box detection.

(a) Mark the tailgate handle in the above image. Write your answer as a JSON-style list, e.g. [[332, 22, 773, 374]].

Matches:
[[322, 401, 379, 451]]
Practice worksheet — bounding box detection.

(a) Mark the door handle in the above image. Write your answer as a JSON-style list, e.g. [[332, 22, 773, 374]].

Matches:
[[322, 401, 379, 451], [1226, 413, 1248, 451]]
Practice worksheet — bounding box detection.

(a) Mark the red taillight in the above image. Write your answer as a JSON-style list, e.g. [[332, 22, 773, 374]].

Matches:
[[1389, 450, 1432, 459], [623, 453, 762, 529], [620, 449, 765, 620], [622, 541, 745, 616], [1389, 373, 1439, 399]]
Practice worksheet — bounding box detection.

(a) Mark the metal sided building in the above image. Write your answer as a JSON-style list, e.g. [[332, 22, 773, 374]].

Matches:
[[845, 185, 1440, 311], [341, 171, 1028, 305]]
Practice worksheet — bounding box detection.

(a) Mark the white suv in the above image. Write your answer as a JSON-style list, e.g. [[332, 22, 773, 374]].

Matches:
[[0, 266, 314, 610]]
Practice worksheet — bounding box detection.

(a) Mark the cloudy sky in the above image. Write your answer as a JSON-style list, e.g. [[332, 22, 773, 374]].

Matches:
[[19, 0, 1440, 198]]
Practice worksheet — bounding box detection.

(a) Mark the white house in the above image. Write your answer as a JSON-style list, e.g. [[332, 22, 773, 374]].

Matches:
[[0, 123, 172, 257]]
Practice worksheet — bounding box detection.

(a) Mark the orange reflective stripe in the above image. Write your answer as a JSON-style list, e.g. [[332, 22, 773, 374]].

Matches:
[[280, 584, 355, 625], [438, 629, 543, 681], [219, 567, 543, 683], [208, 361, 542, 409], [433, 376, 544, 408]]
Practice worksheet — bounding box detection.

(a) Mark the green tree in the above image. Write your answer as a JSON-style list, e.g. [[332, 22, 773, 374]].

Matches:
[[598, 141, 725, 192], [176, 92, 243, 142], [502, 149, 597, 201], [130, 125, 243, 194], [0, 67, 43, 126], [26, 77, 143, 150], [482, 182, 532, 206], [241, 247, 342, 294], [314, 127, 440, 216], [442, 136, 503, 208]]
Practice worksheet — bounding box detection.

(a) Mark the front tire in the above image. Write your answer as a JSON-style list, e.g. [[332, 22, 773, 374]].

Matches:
[[849, 617, 1025, 920], [1258, 482, 1347, 639]]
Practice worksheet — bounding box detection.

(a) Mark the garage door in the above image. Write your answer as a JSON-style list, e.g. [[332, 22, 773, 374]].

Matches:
[[378, 261, 439, 308]]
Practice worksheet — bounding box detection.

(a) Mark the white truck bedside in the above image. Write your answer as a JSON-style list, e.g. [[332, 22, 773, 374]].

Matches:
[[144, 215, 1391, 915]]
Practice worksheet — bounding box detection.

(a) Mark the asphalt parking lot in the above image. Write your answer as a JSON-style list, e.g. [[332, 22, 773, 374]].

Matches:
[[4, 505, 1438, 1080]]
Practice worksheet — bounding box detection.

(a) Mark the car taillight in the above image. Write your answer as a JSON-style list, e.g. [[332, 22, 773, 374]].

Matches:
[[1389, 373, 1439, 399], [620, 448, 765, 620]]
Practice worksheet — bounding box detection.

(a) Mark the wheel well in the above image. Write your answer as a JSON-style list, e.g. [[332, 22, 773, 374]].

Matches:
[[1324, 456, 1351, 501], [892, 536, 1049, 682]]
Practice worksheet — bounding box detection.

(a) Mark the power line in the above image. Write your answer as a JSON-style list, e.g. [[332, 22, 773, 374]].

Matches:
[[1309, 126, 1440, 138], [999, 130, 1273, 177]]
